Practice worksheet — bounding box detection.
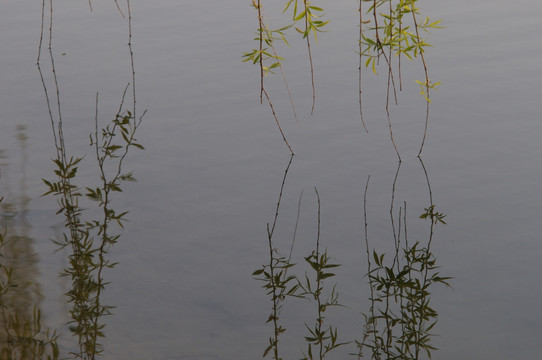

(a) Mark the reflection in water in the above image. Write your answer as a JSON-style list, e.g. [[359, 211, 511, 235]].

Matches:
[[35, 1, 144, 358], [253, 155, 299, 359], [0, 126, 59, 359], [254, 157, 347, 359], [357, 159, 451, 360], [254, 157, 451, 359], [41, 97, 143, 358]]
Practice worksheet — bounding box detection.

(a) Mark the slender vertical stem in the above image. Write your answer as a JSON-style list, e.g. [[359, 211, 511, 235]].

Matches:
[[358, 0, 368, 132], [262, 88, 295, 154], [412, 7, 431, 157], [126, 0, 136, 119], [114, 0, 126, 17], [261, 26, 299, 125], [361, 175, 379, 359], [304, 0, 316, 115], [390, 161, 401, 269], [266, 154, 294, 360], [258, 0, 264, 104], [372, 0, 401, 161], [37, 0, 45, 63], [398, 2, 403, 91], [288, 188, 303, 262], [313, 187, 323, 360]]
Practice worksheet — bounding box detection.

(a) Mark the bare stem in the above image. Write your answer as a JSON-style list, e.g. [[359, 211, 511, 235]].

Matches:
[[262, 88, 295, 154], [358, 0, 368, 132], [304, 0, 316, 115], [258, 0, 264, 104], [412, 8, 431, 157], [261, 26, 299, 125]]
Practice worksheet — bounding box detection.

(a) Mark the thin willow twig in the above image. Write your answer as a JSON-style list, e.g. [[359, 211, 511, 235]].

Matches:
[[261, 26, 299, 125], [358, 0, 368, 132], [412, 7, 431, 157], [37, 0, 46, 63], [303, 0, 316, 115], [288, 188, 303, 262], [262, 88, 295, 154], [257, 0, 264, 104], [127, 0, 136, 118], [372, 0, 401, 161]]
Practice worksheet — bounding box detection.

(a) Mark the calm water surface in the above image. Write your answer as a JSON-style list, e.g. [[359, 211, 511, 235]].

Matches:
[[1, 0, 541, 359]]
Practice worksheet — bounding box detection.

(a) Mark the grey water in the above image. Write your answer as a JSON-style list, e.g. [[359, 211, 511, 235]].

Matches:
[[1, 0, 541, 359]]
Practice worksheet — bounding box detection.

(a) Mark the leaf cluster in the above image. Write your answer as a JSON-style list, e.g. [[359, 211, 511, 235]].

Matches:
[[284, 0, 328, 41], [253, 248, 300, 359], [361, 0, 440, 69], [299, 250, 348, 360], [242, 25, 291, 76], [360, 221, 451, 360], [243, 0, 329, 75], [419, 205, 446, 225]]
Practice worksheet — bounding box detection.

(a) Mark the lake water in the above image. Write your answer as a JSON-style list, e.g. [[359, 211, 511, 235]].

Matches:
[[1, 0, 541, 359]]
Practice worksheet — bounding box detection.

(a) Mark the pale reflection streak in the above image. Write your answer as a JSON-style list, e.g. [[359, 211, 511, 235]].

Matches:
[[0, 126, 59, 359]]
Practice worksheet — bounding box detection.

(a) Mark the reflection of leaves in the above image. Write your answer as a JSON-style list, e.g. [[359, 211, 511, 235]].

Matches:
[[419, 205, 446, 224], [42, 90, 144, 359], [253, 249, 300, 360], [358, 196, 451, 360], [299, 189, 348, 360]]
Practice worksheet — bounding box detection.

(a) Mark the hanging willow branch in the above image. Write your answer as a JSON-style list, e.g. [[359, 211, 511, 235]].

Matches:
[[359, 0, 441, 159], [243, 0, 297, 154]]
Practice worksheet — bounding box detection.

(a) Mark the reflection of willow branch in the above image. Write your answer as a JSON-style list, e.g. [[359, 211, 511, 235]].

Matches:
[[37, 6, 101, 356], [355, 175, 372, 360], [359, 162, 450, 360], [262, 88, 295, 155], [268, 155, 294, 240], [37, 2, 144, 358], [288, 189, 303, 263], [389, 161, 401, 269], [299, 188, 346, 360], [418, 157, 433, 207], [253, 155, 299, 360], [413, 157, 447, 358], [41, 89, 143, 359]]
